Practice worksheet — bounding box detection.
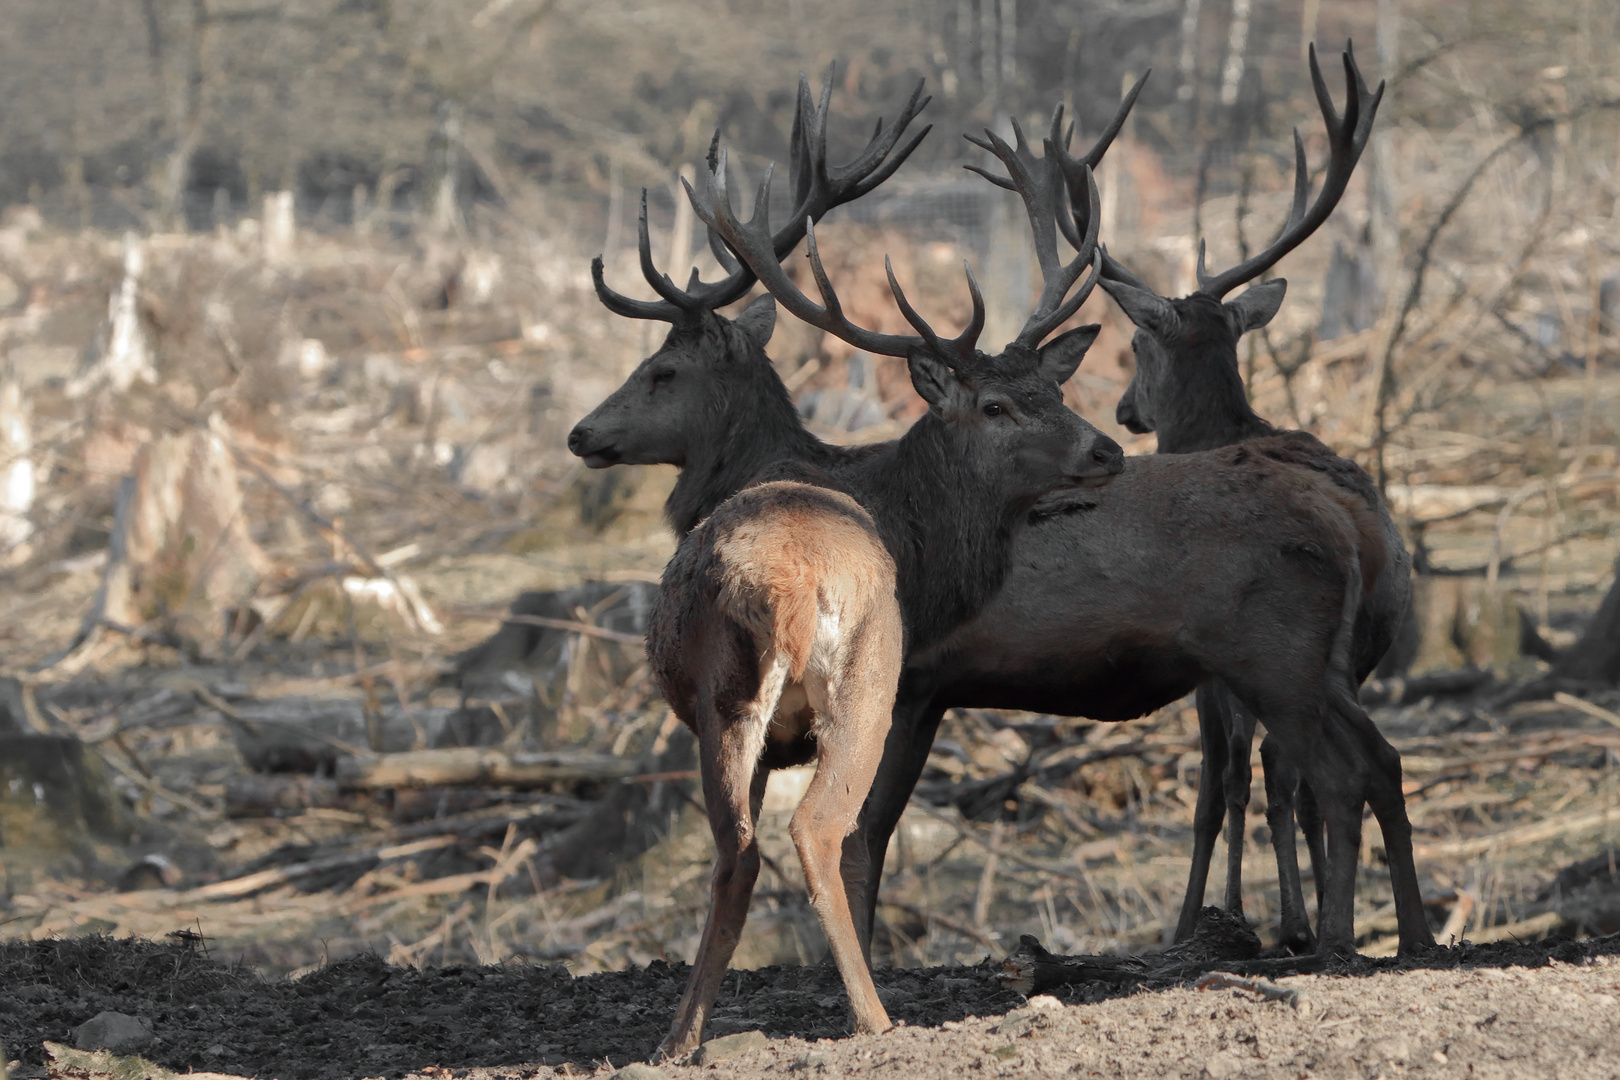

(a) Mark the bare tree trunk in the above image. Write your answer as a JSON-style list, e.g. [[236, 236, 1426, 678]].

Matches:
[[1300, 0, 1320, 55], [1365, 0, 1403, 490], [980, 0, 999, 105], [1218, 0, 1253, 107], [998, 0, 1017, 91], [160, 0, 216, 232], [666, 163, 695, 282], [431, 99, 465, 235], [1177, 0, 1204, 105]]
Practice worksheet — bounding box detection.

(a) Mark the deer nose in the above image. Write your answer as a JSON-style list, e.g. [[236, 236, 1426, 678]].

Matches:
[[1092, 437, 1125, 474], [566, 424, 591, 454]]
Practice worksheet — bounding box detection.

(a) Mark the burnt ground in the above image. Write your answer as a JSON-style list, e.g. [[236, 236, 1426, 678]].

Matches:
[[3, 932, 1619, 1079]]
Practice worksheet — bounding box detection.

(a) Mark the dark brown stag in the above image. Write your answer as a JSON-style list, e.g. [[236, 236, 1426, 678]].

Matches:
[[1081, 43, 1401, 952], [573, 71, 1434, 960], [648, 130, 1121, 1056], [692, 109, 1432, 960]]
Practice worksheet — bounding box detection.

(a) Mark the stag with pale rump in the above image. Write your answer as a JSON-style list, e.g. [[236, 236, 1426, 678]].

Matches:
[[1083, 44, 1419, 955], [640, 88, 1122, 1057]]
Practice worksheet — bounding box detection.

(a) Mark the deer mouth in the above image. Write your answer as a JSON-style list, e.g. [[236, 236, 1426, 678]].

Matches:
[[577, 446, 622, 468]]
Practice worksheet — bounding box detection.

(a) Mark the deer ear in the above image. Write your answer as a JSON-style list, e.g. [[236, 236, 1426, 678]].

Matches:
[[907, 350, 955, 409], [1225, 280, 1286, 333], [733, 294, 776, 350], [1037, 324, 1100, 385], [1100, 277, 1178, 338]]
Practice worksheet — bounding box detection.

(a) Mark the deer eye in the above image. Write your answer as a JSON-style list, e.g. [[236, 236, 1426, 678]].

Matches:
[[651, 369, 676, 386], [983, 403, 1005, 418]]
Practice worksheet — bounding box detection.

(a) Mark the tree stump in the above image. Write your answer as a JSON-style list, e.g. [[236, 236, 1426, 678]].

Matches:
[[1408, 576, 1524, 675], [0, 682, 133, 890], [85, 418, 268, 656]]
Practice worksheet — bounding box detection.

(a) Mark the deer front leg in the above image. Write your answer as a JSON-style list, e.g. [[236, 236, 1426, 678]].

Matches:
[[848, 694, 948, 960], [1219, 685, 1257, 918], [1176, 681, 1232, 942]]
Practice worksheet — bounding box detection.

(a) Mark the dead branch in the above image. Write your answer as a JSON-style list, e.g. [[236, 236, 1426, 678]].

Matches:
[[1194, 971, 1307, 1008], [451, 607, 645, 644], [335, 747, 642, 790]]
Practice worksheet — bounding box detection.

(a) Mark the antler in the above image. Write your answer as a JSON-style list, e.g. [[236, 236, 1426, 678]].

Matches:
[[964, 122, 1102, 350], [1194, 42, 1383, 298], [687, 151, 984, 362], [592, 66, 932, 325], [973, 71, 1148, 252]]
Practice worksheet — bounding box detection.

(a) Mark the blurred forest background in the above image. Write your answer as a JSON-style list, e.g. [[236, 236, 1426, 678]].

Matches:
[[0, 0, 1617, 978]]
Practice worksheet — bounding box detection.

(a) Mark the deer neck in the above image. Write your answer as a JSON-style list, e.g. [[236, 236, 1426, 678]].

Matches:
[[664, 356, 835, 536], [1152, 348, 1275, 454], [852, 417, 1030, 652]]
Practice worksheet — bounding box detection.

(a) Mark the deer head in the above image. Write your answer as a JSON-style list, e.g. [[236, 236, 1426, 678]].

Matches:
[[686, 118, 1124, 501], [1095, 45, 1383, 451], [568, 67, 930, 470]]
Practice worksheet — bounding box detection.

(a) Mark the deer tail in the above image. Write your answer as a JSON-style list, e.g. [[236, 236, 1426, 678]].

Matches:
[[1325, 543, 1364, 719], [774, 581, 819, 683]]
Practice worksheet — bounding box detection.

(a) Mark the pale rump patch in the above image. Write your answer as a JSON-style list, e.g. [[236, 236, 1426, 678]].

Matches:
[[712, 482, 899, 685]]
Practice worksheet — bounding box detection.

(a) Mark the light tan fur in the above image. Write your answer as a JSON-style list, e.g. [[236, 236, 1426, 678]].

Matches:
[[651, 481, 904, 1060]]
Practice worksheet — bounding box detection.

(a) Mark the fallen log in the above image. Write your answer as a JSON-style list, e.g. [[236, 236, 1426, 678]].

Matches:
[[223, 773, 347, 818], [196, 803, 590, 899], [995, 935, 1149, 995], [1358, 667, 1495, 706], [335, 747, 639, 790]]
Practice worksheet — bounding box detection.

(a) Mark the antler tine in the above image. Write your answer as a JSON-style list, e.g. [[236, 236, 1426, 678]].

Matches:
[[697, 63, 929, 307], [1097, 245, 1155, 292], [792, 66, 933, 216], [1016, 160, 1102, 349], [593, 68, 929, 324], [703, 130, 745, 276], [634, 190, 706, 311], [687, 150, 922, 359], [1049, 70, 1150, 241], [967, 123, 1098, 350], [1196, 42, 1385, 298], [884, 256, 988, 362], [587, 190, 705, 323], [592, 252, 673, 321], [1046, 75, 1147, 249]]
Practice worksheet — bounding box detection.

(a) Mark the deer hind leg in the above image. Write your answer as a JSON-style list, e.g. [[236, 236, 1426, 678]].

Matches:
[[1236, 689, 1365, 958], [657, 657, 787, 1061], [792, 630, 900, 1036], [1259, 734, 1316, 954], [1334, 691, 1434, 954], [1176, 682, 1233, 943], [1219, 684, 1257, 917], [1289, 724, 1365, 957]]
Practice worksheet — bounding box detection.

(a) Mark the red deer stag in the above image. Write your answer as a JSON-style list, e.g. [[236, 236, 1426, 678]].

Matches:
[[695, 112, 1434, 962], [647, 131, 1122, 1057], [1082, 43, 1402, 953], [573, 73, 1433, 960]]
